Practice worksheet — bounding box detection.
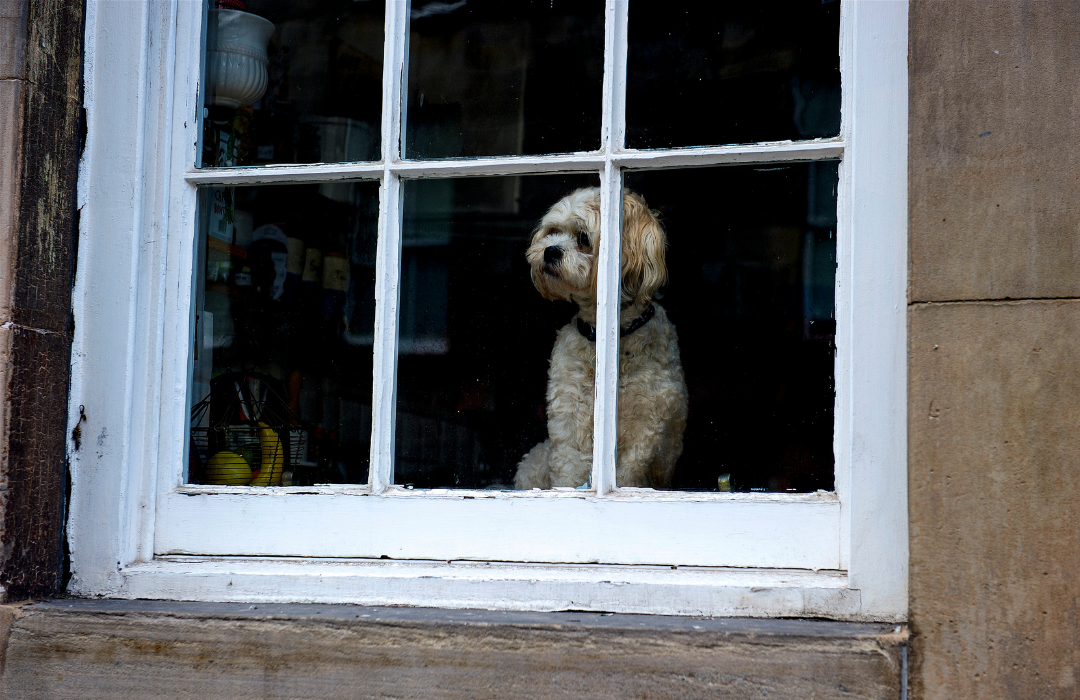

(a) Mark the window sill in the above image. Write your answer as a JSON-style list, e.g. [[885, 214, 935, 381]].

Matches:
[[66, 556, 902, 621], [2, 599, 908, 698]]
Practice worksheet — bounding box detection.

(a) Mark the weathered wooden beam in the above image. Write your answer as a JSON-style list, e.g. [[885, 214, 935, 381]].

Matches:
[[0, 0, 83, 600]]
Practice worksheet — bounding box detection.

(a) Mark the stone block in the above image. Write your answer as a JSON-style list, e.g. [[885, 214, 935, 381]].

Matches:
[[0, 1, 27, 80], [909, 299, 1080, 699], [910, 1, 1080, 302], [0, 601, 906, 700]]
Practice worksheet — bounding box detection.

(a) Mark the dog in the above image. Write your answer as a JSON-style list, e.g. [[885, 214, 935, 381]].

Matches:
[[514, 188, 688, 490]]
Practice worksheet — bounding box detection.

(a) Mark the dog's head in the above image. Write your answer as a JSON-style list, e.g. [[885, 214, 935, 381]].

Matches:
[[526, 187, 667, 306]]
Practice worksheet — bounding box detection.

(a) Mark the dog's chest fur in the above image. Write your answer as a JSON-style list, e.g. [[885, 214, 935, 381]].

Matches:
[[544, 303, 688, 488]]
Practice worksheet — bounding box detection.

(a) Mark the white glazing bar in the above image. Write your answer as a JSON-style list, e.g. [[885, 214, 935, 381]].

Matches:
[[183, 141, 845, 187], [593, 167, 621, 495], [599, 0, 627, 154], [369, 174, 403, 493], [614, 140, 844, 170], [591, 0, 629, 495], [398, 2, 411, 160], [185, 161, 386, 185], [368, 0, 410, 493], [392, 153, 602, 177], [608, 1, 628, 154]]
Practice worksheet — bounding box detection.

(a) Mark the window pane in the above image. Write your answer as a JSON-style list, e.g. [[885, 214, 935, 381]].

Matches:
[[199, 0, 384, 168], [395, 173, 600, 489], [404, 1, 604, 160], [626, 2, 841, 149], [621, 163, 838, 492], [189, 181, 379, 487]]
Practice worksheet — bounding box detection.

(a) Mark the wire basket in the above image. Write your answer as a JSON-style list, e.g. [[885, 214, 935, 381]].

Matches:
[[189, 372, 312, 486], [190, 425, 310, 485]]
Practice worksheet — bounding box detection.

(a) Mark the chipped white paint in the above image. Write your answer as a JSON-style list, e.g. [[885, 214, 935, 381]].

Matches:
[[69, 0, 908, 620], [0, 321, 62, 336], [118, 558, 864, 619]]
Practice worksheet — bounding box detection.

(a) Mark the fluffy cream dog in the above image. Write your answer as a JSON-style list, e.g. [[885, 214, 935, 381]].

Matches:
[[514, 188, 688, 490]]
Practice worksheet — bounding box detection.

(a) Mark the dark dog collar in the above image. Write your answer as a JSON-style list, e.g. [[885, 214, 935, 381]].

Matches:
[[576, 304, 655, 342]]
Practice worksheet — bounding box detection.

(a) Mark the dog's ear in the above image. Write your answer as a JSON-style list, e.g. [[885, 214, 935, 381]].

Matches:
[[620, 191, 667, 305]]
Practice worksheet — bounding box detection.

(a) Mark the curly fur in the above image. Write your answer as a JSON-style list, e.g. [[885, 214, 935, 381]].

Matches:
[[515, 188, 689, 489]]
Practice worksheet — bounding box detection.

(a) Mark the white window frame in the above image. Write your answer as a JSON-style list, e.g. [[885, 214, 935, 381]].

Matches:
[[68, 0, 908, 620]]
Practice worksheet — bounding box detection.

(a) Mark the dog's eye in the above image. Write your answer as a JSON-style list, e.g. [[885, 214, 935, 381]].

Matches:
[[577, 232, 590, 249]]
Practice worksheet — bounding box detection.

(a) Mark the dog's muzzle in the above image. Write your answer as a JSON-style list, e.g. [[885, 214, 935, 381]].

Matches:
[[543, 245, 563, 274]]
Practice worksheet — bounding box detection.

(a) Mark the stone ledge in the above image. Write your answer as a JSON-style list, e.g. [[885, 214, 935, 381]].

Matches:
[[0, 599, 906, 699]]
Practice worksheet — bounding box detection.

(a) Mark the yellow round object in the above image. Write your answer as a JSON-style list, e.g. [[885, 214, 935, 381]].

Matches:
[[205, 451, 252, 485]]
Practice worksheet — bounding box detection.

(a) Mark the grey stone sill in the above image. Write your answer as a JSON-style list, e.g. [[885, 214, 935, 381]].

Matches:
[[3, 598, 909, 699], [34, 597, 903, 637]]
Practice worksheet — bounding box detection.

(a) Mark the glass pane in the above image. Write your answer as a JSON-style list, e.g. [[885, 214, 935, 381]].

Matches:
[[395, 173, 600, 489], [621, 162, 837, 492], [200, 0, 384, 168], [188, 181, 379, 487], [626, 2, 841, 149], [404, 0, 605, 160]]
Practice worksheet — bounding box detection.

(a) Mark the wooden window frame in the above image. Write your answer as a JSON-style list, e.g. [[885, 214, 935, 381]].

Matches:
[[68, 0, 908, 620]]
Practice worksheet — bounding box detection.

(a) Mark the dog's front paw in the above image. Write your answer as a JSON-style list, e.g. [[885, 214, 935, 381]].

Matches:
[[514, 440, 553, 490]]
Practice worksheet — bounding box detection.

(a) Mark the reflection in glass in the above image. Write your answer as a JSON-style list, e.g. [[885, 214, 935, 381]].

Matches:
[[394, 174, 600, 489], [626, 2, 841, 149], [200, 0, 384, 168], [624, 162, 838, 492], [189, 182, 379, 486], [405, 0, 604, 160]]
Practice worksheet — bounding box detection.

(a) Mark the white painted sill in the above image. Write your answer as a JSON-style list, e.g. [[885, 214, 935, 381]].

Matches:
[[97, 557, 890, 621]]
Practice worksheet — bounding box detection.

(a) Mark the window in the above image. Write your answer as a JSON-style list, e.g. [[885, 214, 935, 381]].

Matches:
[[70, 0, 907, 619]]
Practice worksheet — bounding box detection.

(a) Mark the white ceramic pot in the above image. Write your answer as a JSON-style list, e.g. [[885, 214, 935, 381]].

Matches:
[[206, 9, 275, 109]]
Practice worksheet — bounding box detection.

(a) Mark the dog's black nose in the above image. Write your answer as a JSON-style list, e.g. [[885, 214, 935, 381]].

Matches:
[[544, 246, 563, 266]]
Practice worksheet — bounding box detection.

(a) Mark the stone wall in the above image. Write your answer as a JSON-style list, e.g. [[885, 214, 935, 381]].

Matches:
[[908, 2, 1080, 697]]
